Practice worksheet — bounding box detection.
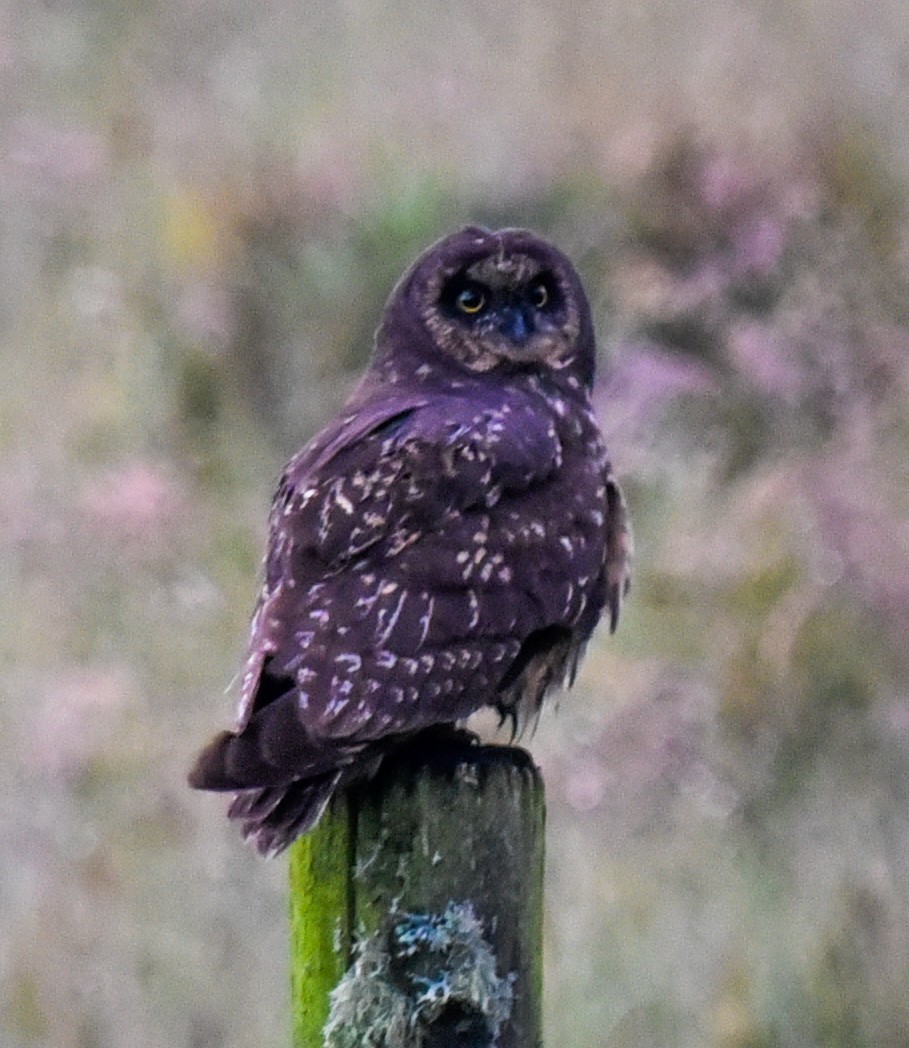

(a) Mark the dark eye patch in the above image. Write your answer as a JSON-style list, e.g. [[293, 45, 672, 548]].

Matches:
[[440, 275, 491, 320], [526, 272, 560, 312]]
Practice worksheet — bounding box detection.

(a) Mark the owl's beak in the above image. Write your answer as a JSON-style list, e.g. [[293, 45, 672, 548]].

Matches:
[[498, 305, 534, 344]]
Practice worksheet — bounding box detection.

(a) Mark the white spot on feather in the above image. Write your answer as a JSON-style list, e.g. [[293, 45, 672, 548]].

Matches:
[[377, 590, 407, 645], [335, 653, 362, 673], [419, 595, 435, 644], [468, 590, 480, 629]]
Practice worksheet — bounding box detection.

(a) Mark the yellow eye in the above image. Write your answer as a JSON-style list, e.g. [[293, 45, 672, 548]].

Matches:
[[456, 286, 486, 314], [529, 282, 549, 308]]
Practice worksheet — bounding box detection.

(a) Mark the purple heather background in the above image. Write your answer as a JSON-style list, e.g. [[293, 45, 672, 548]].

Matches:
[[2, 2, 909, 1046]]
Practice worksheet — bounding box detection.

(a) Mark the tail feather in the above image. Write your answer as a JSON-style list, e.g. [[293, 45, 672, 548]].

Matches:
[[227, 773, 341, 857], [188, 682, 348, 794], [189, 730, 344, 856], [189, 720, 417, 853], [188, 729, 290, 792], [225, 785, 289, 823]]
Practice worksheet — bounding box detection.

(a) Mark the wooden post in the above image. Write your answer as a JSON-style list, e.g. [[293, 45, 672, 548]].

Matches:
[[288, 792, 354, 1047], [289, 735, 545, 1048]]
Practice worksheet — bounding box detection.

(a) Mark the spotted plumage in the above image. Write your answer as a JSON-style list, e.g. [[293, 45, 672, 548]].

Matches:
[[189, 227, 631, 855]]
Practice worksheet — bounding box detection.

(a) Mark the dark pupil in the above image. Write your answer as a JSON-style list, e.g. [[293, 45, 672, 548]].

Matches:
[[457, 287, 485, 313]]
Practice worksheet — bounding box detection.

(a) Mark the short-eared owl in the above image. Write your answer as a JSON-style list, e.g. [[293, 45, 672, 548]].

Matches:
[[189, 227, 631, 855]]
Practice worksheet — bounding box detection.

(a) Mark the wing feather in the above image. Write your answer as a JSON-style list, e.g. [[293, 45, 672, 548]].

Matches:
[[236, 389, 564, 738]]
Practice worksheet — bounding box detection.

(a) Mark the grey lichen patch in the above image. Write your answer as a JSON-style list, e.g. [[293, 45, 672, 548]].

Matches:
[[322, 937, 410, 1048], [323, 901, 513, 1048]]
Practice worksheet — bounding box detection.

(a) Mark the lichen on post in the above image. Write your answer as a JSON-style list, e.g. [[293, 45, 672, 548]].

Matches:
[[289, 734, 545, 1048], [324, 901, 514, 1048]]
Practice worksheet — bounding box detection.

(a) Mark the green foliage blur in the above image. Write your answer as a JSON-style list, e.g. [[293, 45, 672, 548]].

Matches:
[[2, 2, 909, 1046]]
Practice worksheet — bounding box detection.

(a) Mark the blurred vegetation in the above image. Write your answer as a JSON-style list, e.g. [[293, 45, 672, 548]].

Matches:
[[2, 2, 909, 1047]]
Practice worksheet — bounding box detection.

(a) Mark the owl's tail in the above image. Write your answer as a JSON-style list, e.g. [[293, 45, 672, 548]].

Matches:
[[188, 730, 342, 856], [225, 774, 341, 857]]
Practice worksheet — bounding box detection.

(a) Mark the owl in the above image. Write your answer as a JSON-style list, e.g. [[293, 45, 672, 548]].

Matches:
[[189, 227, 631, 855]]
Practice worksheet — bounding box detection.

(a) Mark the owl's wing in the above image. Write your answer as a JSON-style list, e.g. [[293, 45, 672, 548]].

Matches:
[[271, 391, 562, 569], [234, 390, 564, 732]]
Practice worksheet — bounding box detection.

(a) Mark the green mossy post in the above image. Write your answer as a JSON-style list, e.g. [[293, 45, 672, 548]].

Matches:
[[289, 737, 545, 1048], [289, 792, 355, 1046]]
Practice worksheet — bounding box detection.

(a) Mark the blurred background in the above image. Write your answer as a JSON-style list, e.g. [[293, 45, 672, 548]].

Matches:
[[2, 1, 909, 1045]]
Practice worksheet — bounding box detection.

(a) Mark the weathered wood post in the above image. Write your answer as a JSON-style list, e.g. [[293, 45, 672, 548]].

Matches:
[[289, 735, 544, 1048]]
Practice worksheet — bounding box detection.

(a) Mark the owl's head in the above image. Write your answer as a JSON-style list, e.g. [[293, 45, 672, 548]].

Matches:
[[377, 227, 597, 389]]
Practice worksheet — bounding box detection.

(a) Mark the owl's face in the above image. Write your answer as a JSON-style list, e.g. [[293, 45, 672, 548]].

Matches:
[[381, 227, 596, 387]]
